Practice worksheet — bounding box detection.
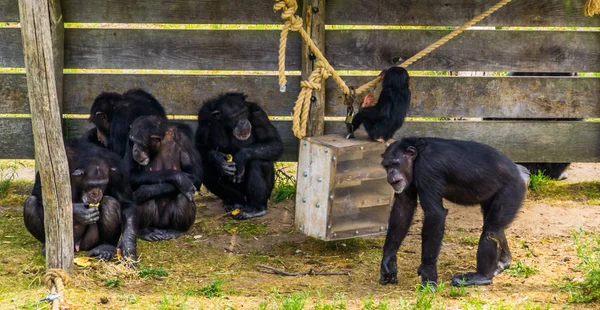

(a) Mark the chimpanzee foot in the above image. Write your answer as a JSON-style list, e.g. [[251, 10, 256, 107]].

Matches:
[[88, 244, 117, 260], [451, 272, 492, 286], [345, 132, 355, 140], [223, 202, 244, 213], [139, 228, 183, 241], [494, 258, 512, 276], [379, 272, 398, 285], [233, 206, 267, 220]]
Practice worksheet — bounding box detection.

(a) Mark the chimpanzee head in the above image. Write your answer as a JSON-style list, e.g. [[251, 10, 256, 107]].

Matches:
[[89, 92, 123, 147], [383, 67, 410, 90], [71, 157, 116, 205], [211, 93, 252, 141], [128, 115, 167, 166], [381, 141, 417, 194]]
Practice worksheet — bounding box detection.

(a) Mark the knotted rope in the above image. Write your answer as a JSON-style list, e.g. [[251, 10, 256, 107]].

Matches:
[[292, 61, 329, 138], [275, 0, 515, 139], [42, 269, 72, 310], [585, 0, 600, 16]]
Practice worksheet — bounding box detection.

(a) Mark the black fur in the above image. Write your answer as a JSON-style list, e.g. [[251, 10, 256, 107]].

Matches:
[[349, 67, 411, 141], [195, 92, 283, 220], [379, 137, 527, 287]]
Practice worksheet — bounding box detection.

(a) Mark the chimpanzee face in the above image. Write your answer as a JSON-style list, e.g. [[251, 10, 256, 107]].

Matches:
[[212, 96, 252, 141], [72, 159, 114, 205], [129, 116, 163, 166], [381, 145, 416, 194]]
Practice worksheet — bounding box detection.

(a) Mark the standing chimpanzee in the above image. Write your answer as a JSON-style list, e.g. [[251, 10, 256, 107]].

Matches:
[[24, 140, 137, 261], [347, 67, 411, 142], [126, 116, 203, 241], [84, 89, 167, 157], [379, 137, 529, 287], [195, 93, 283, 220]]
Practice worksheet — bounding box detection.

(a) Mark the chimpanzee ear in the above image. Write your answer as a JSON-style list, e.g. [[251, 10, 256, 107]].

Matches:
[[211, 110, 221, 120], [72, 169, 84, 176], [93, 112, 108, 126], [405, 146, 417, 159]]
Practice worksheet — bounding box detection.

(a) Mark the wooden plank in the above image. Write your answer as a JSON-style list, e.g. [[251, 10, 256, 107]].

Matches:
[[325, 76, 600, 118], [0, 118, 300, 161], [60, 0, 303, 24], [18, 0, 73, 273], [0, 28, 25, 67], [2, 74, 598, 118], [0, 0, 19, 22], [302, 0, 327, 136], [326, 121, 600, 162], [64, 29, 301, 70], [326, 30, 600, 71], [327, 0, 600, 27]]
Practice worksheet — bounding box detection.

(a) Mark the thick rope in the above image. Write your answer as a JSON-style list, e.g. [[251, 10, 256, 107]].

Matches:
[[584, 0, 600, 16], [42, 269, 71, 310], [275, 0, 514, 139], [292, 61, 329, 138]]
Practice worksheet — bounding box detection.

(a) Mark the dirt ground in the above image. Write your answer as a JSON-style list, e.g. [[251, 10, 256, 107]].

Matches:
[[0, 164, 599, 309]]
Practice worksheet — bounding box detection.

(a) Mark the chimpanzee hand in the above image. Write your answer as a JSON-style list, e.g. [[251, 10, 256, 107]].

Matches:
[[117, 233, 138, 266], [73, 203, 100, 225], [232, 151, 248, 183], [209, 151, 236, 176], [173, 172, 196, 194], [379, 254, 398, 285]]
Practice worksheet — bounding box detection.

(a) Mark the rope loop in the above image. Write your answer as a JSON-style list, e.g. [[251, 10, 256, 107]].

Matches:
[[42, 269, 72, 310]]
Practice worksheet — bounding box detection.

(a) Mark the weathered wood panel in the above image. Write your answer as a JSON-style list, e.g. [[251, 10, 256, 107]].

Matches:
[[3, 28, 598, 71], [325, 121, 600, 162], [0, 118, 300, 161], [326, 30, 600, 72], [326, 76, 600, 117], [0, 0, 19, 22], [327, 0, 600, 27], [3, 0, 596, 26], [2, 74, 598, 118]]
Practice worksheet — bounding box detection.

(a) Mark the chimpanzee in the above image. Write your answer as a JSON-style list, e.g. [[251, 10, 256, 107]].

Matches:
[[379, 137, 529, 287], [126, 116, 203, 241], [24, 140, 137, 261], [195, 93, 283, 220], [483, 72, 579, 180], [85, 89, 167, 157], [347, 67, 411, 142]]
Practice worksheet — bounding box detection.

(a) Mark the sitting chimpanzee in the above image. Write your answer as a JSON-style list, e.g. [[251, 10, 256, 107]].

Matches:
[[347, 67, 411, 142], [24, 140, 137, 261], [84, 89, 167, 157], [126, 116, 203, 241], [195, 93, 283, 220], [379, 137, 529, 287]]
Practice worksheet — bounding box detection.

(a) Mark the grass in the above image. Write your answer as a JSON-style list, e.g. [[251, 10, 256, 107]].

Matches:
[[223, 220, 267, 238], [556, 229, 600, 303], [138, 264, 168, 279], [186, 279, 225, 298], [459, 236, 479, 246], [272, 167, 297, 203], [528, 170, 552, 193], [506, 261, 538, 278], [105, 277, 121, 289]]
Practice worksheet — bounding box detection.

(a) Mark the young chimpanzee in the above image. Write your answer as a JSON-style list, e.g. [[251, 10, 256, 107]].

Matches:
[[126, 116, 203, 241], [379, 137, 529, 287], [347, 67, 411, 142], [24, 140, 138, 261], [195, 93, 283, 220], [85, 89, 167, 157]]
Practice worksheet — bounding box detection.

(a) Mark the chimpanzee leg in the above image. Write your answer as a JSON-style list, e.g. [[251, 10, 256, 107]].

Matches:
[[480, 202, 512, 276], [418, 189, 448, 286], [234, 160, 274, 220], [379, 186, 417, 285], [87, 196, 121, 260], [203, 167, 246, 212], [141, 194, 195, 241], [138, 199, 161, 241], [451, 182, 524, 286], [23, 195, 45, 244]]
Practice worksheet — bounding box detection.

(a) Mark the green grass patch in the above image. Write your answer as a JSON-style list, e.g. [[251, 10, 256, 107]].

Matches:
[[506, 261, 538, 278], [459, 236, 479, 246], [186, 279, 225, 298], [223, 220, 267, 238], [556, 229, 600, 303], [272, 168, 296, 203], [314, 292, 347, 310], [105, 277, 121, 289], [138, 264, 168, 279], [526, 180, 600, 204], [528, 170, 552, 193]]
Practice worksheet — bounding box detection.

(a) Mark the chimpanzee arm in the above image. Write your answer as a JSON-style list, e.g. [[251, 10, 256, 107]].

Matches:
[[23, 173, 45, 243], [108, 166, 138, 261], [234, 102, 283, 162], [417, 185, 447, 285], [176, 123, 204, 189], [109, 113, 131, 157], [380, 185, 418, 285]]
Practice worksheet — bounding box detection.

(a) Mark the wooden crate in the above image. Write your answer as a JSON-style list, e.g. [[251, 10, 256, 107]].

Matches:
[[295, 133, 394, 241]]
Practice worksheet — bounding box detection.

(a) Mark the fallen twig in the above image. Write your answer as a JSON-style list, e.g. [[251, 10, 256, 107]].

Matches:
[[256, 264, 350, 277]]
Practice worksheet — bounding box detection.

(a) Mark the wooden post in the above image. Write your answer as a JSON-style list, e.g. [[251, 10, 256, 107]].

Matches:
[[301, 0, 326, 137], [18, 0, 73, 273]]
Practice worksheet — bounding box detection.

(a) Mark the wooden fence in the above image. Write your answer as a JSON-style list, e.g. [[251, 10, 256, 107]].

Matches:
[[1, 0, 599, 162]]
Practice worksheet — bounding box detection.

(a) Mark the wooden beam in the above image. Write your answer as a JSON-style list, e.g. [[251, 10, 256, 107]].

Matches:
[[302, 0, 327, 136], [18, 0, 73, 272]]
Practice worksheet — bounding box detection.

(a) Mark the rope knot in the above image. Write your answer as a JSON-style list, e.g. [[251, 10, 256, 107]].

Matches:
[[43, 269, 71, 290]]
